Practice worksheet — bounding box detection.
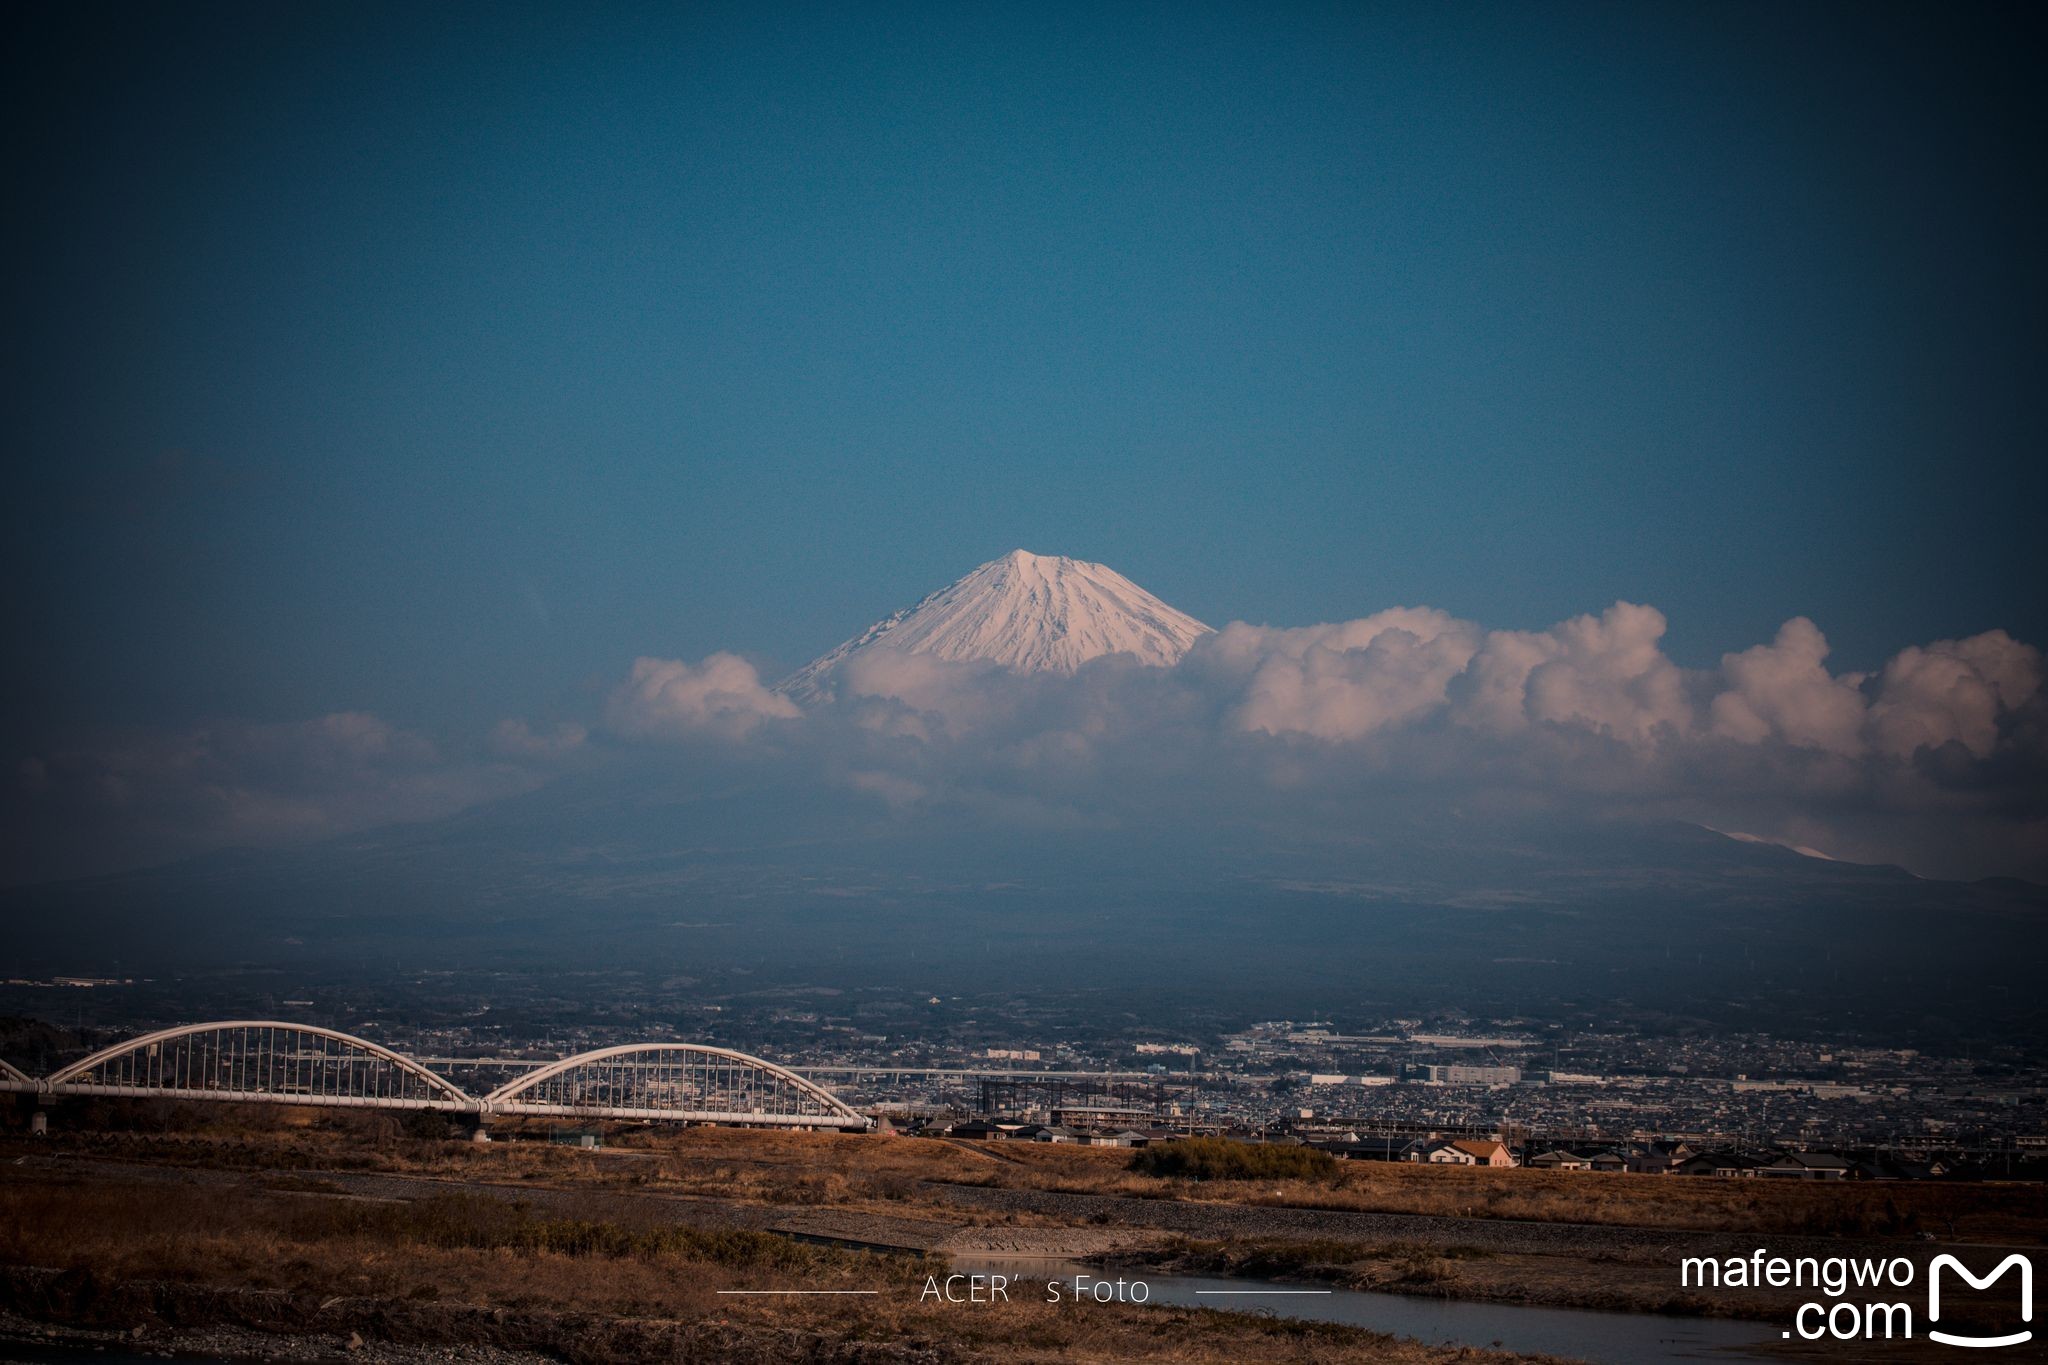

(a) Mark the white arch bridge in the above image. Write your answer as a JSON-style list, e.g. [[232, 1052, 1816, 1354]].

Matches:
[[0, 1022, 869, 1130]]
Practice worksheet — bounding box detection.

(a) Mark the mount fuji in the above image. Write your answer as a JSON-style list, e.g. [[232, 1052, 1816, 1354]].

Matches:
[[778, 550, 1212, 704]]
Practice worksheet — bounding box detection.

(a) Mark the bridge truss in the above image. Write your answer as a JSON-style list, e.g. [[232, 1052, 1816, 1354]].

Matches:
[[0, 1022, 868, 1130], [487, 1044, 868, 1128], [39, 1021, 475, 1111]]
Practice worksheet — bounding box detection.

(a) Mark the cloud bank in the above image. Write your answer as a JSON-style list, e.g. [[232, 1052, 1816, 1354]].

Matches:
[[9, 603, 2044, 885], [594, 601, 2043, 881], [606, 654, 801, 739]]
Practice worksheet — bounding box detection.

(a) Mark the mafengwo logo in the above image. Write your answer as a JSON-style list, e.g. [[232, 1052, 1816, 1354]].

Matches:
[[1928, 1253, 2032, 1349], [1683, 1249, 2035, 1346]]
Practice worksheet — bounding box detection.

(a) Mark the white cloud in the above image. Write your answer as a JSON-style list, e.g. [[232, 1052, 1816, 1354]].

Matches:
[[1207, 602, 1697, 745], [763, 601, 2045, 879], [1446, 627, 1561, 733], [1867, 630, 2043, 760], [1221, 609, 1480, 741], [1519, 601, 1692, 742], [837, 649, 1016, 735], [1710, 617, 1867, 755], [605, 653, 799, 739]]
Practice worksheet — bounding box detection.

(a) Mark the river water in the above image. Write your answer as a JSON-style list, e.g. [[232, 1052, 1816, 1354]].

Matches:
[[0, 1263, 1785, 1365], [949, 1256, 1785, 1365]]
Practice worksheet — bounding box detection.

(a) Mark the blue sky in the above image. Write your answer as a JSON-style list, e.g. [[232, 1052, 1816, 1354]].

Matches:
[[6, 1, 2042, 750]]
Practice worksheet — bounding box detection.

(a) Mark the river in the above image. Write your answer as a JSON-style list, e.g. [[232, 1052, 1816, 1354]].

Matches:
[[949, 1256, 1785, 1364]]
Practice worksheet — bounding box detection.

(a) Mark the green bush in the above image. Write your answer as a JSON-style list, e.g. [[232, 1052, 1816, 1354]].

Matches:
[[1129, 1138, 1338, 1182]]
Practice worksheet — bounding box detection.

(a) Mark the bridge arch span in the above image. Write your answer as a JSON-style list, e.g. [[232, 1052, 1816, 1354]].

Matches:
[[44, 1021, 478, 1110], [485, 1043, 868, 1129]]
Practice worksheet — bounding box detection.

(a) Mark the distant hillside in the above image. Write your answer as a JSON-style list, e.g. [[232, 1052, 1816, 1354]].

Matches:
[[4, 770, 2040, 1052]]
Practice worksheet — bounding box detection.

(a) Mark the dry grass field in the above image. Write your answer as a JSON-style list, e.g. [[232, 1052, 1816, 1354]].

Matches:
[[4, 1101, 2044, 1361], [31, 1101, 2045, 1243], [621, 1124, 2048, 1242], [0, 1176, 918, 1314], [0, 1162, 1546, 1364]]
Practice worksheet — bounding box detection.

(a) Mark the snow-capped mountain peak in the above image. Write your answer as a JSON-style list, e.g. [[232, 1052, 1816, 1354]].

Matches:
[[779, 550, 1212, 703]]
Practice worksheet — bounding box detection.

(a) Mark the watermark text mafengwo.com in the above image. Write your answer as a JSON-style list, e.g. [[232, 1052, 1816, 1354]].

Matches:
[[1682, 1249, 2034, 1347]]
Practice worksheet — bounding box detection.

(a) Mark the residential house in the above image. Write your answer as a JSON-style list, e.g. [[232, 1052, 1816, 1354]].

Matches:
[[1677, 1151, 1766, 1178], [1427, 1138, 1517, 1167], [949, 1120, 1006, 1141], [1625, 1141, 1692, 1175], [1525, 1149, 1592, 1171], [1345, 1136, 1429, 1162]]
